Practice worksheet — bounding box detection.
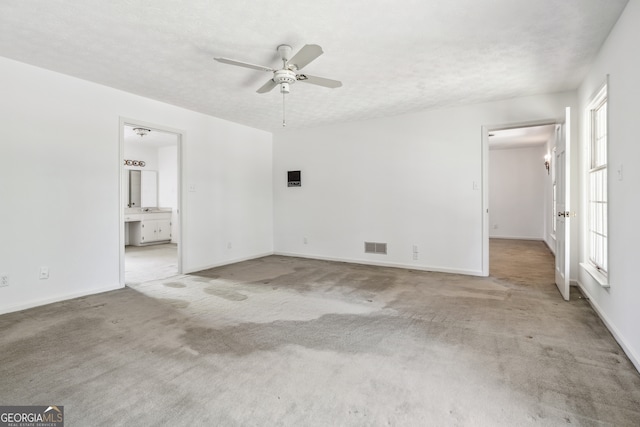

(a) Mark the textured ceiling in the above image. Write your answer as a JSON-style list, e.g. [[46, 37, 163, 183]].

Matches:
[[0, 0, 629, 132]]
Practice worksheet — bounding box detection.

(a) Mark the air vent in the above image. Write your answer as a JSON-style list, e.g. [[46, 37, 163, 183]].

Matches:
[[364, 242, 387, 255]]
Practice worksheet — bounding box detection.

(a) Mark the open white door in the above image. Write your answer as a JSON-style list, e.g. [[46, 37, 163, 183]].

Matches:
[[554, 107, 571, 300]]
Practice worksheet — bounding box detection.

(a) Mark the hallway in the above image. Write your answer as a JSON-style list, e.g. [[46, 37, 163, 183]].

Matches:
[[490, 238, 555, 286]]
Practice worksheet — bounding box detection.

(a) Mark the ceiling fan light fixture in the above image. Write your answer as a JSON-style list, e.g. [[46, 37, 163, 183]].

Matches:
[[133, 127, 151, 137], [214, 43, 342, 127], [277, 44, 292, 63]]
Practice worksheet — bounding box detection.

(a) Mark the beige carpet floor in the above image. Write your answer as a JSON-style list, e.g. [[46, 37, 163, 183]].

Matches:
[[1, 239, 639, 425]]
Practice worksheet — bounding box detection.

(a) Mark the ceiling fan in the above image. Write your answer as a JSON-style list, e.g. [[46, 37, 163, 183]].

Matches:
[[214, 44, 342, 95]]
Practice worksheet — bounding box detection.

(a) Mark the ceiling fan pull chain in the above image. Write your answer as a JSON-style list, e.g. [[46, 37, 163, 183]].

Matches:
[[282, 92, 286, 127]]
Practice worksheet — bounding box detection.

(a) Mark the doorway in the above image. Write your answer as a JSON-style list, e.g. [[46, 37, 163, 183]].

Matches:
[[119, 119, 183, 285], [482, 121, 557, 278]]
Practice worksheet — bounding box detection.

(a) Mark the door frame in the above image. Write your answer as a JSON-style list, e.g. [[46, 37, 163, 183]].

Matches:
[[481, 118, 559, 277], [118, 117, 185, 286]]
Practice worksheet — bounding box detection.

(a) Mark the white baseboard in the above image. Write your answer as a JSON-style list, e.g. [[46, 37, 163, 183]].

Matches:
[[489, 236, 545, 241], [576, 280, 640, 373], [0, 283, 124, 316], [273, 251, 485, 277], [544, 239, 556, 255]]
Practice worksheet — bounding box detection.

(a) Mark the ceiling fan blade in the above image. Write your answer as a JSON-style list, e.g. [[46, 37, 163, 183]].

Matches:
[[257, 79, 278, 94], [214, 57, 275, 72], [287, 44, 323, 70], [297, 74, 342, 88]]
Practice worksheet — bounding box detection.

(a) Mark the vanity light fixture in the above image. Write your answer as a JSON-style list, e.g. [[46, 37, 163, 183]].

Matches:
[[124, 159, 146, 167], [133, 127, 151, 137], [544, 154, 551, 174]]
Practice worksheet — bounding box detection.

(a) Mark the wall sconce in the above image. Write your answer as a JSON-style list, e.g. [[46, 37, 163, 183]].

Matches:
[[544, 154, 551, 174]]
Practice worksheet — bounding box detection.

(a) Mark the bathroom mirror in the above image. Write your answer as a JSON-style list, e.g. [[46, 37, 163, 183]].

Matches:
[[126, 170, 157, 208]]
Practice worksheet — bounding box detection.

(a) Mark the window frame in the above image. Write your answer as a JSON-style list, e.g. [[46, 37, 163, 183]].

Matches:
[[583, 80, 609, 286]]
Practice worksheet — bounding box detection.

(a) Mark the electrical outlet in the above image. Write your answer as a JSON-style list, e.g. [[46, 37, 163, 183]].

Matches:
[[412, 245, 418, 253], [303, 237, 308, 244], [227, 242, 232, 249], [39, 267, 49, 279], [0, 274, 8, 287], [412, 253, 418, 260]]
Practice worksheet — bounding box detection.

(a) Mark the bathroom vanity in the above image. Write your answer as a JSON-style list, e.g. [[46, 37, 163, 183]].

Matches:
[[123, 169, 172, 245], [125, 210, 172, 246]]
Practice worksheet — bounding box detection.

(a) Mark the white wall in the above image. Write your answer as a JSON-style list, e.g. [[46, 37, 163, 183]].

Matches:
[[158, 145, 179, 243], [124, 144, 159, 171], [0, 56, 273, 314], [577, 0, 640, 370], [489, 145, 546, 240], [273, 91, 577, 276]]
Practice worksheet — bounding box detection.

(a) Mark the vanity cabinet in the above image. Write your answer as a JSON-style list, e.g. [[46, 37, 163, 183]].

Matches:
[[129, 212, 172, 246]]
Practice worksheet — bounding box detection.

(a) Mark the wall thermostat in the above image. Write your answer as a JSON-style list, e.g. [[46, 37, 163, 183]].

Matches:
[[287, 170, 301, 187]]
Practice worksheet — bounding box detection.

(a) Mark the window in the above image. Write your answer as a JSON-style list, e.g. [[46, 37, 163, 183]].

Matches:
[[587, 84, 608, 276]]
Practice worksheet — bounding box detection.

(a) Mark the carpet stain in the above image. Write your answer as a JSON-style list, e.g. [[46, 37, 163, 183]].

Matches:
[[204, 287, 248, 301], [0, 316, 105, 374], [160, 298, 190, 309], [181, 313, 426, 356], [163, 282, 186, 288], [190, 276, 217, 283]]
